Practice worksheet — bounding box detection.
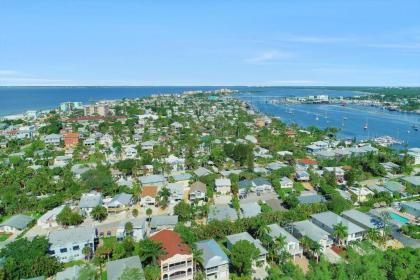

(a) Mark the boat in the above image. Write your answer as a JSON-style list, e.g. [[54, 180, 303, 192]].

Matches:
[[364, 120, 368, 130], [343, 117, 348, 120], [411, 124, 418, 131]]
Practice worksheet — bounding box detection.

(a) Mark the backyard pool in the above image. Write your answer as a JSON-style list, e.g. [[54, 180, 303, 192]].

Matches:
[[389, 212, 409, 224]]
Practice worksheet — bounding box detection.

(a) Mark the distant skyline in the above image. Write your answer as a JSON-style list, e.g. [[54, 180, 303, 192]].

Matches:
[[1, 0, 420, 86]]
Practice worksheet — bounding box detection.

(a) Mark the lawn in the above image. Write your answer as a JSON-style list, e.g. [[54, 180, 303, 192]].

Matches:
[[0, 233, 11, 242]]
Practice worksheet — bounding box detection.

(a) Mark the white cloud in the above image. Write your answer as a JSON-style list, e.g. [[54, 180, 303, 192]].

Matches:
[[244, 50, 294, 64], [0, 70, 19, 76], [364, 43, 420, 50], [282, 35, 355, 44]]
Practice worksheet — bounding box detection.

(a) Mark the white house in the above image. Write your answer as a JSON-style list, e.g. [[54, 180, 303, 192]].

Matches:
[[311, 211, 365, 245], [48, 226, 97, 263], [215, 178, 231, 195], [268, 224, 303, 259], [280, 177, 294, 189]]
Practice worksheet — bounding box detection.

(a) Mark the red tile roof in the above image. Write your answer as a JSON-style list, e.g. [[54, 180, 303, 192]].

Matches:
[[149, 229, 191, 263], [298, 158, 318, 165]]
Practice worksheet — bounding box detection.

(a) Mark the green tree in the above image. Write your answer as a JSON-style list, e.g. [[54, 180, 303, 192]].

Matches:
[[91, 205, 108, 222], [119, 267, 144, 280], [0, 236, 62, 279], [138, 239, 166, 266], [333, 222, 348, 247], [56, 205, 84, 226], [174, 201, 191, 222], [143, 265, 160, 280], [230, 240, 259, 276]]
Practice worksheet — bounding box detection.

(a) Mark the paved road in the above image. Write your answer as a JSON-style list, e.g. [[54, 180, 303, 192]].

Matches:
[[391, 226, 420, 249]]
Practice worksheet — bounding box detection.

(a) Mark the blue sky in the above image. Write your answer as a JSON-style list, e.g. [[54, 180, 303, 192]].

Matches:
[[1, 0, 419, 86]]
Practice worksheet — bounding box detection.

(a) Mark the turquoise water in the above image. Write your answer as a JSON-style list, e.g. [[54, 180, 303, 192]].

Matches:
[[389, 212, 409, 224]]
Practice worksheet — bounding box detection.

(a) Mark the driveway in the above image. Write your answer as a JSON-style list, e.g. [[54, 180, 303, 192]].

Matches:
[[324, 248, 342, 263]]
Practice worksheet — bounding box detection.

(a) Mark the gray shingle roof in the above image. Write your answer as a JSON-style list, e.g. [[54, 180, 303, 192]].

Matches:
[[195, 239, 229, 269], [108, 193, 132, 207], [106, 256, 143, 280], [268, 224, 299, 244], [292, 220, 330, 243], [150, 215, 178, 228], [49, 226, 96, 247], [341, 209, 384, 230], [0, 214, 34, 230], [55, 265, 82, 280], [226, 232, 268, 255], [139, 174, 166, 185], [311, 211, 365, 235], [208, 205, 238, 222]]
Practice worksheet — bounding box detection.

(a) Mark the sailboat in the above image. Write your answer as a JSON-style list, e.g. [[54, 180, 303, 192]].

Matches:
[[364, 120, 368, 130]]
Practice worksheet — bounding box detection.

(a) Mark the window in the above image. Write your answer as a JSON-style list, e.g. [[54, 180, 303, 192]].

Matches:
[[107, 231, 112, 236], [60, 248, 68, 253], [73, 245, 80, 250]]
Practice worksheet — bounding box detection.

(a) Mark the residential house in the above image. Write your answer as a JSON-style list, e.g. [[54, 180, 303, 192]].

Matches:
[[226, 232, 267, 267], [53, 155, 72, 167], [149, 230, 193, 280], [37, 205, 65, 228], [141, 140, 157, 151], [311, 211, 365, 245], [384, 181, 405, 193], [295, 170, 310, 181], [341, 209, 384, 232], [55, 266, 82, 280], [140, 186, 158, 207], [48, 226, 97, 263], [79, 191, 103, 217], [44, 134, 62, 146], [150, 215, 179, 234], [139, 174, 167, 188], [239, 202, 261, 218], [83, 138, 95, 146], [106, 192, 133, 213], [194, 167, 212, 177], [172, 173, 192, 187], [0, 214, 34, 233], [215, 178, 231, 195], [63, 132, 80, 148], [297, 158, 318, 169], [348, 187, 374, 203], [207, 205, 238, 222], [168, 183, 185, 204], [298, 192, 326, 205], [280, 177, 293, 189], [267, 224, 303, 259], [106, 256, 143, 280], [123, 145, 138, 159], [165, 155, 186, 173], [195, 239, 229, 280], [401, 176, 420, 188], [189, 181, 207, 202], [407, 148, 420, 165], [324, 167, 345, 184], [291, 220, 333, 252], [400, 201, 420, 218]]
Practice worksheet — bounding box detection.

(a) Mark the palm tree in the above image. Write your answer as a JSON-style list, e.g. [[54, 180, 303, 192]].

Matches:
[[82, 245, 92, 261], [310, 241, 322, 263], [333, 222, 348, 247], [255, 222, 271, 240], [157, 187, 171, 209], [146, 208, 153, 221], [367, 228, 380, 243], [125, 222, 134, 237], [191, 245, 204, 274], [138, 239, 167, 266]]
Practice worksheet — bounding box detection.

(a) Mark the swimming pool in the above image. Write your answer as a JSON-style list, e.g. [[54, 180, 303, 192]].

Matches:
[[389, 212, 409, 224]]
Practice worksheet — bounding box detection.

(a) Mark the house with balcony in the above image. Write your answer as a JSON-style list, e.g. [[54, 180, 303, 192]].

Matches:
[[141, 186, 158, 207], [189, 181, 207, 202], [48, 226, 97, 263], [150, 230, 193, 280], [267, 224, 303, 259], [195, 239, 229, 280], [150, 215, 179, 234], [44, 134, 62, 146], [79, 191, 103, 217], [291, 220, 333, 252], [311, 211, 365, 245], [215, 178, 231, 195], [280, 177, 293, 189], [341, 209, 384, 233]]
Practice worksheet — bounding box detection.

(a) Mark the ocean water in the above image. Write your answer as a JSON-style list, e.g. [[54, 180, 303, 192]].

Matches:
[[0, 86, 227, 116]]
